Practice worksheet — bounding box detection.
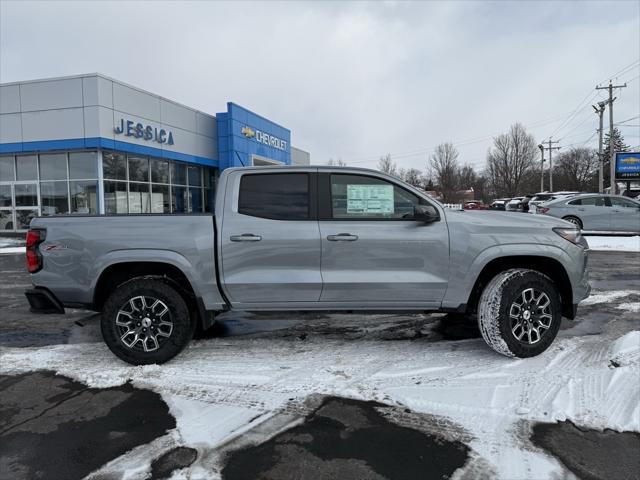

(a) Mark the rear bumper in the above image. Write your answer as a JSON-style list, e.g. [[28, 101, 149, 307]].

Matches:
[[24, 287, 65, 314]]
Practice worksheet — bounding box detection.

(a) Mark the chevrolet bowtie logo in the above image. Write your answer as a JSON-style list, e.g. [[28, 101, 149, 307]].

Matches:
[[621, 156, 640, 165], [241, 126, 255, 138]]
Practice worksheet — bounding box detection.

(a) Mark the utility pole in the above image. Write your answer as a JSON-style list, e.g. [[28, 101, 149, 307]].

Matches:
[[596, 81, 627, 194], [537, 143, 545, 191], [592, 101, 606, 193], [541, 138, 560, 191]]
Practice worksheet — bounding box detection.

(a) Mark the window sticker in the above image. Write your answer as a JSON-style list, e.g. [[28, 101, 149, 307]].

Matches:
[[347, 184, 394, 214]]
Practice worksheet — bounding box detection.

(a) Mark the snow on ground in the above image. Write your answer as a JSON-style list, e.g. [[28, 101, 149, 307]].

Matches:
[[586, 235, 640, 252], [0, 246, 25, 255], [0, 237, 24, 247], [1, 289, 639, 479]]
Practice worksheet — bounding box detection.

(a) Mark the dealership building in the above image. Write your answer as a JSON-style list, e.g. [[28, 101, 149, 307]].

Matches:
[[0, 73, 309, 231]]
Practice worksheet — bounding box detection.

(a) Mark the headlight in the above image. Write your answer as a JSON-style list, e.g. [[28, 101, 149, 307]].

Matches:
[[553, 227, 582, 245]]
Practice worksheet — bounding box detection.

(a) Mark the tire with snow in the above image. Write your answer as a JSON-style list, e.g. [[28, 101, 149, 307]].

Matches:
[[101, 278, 194, 365], [477, 269, 562, 358]]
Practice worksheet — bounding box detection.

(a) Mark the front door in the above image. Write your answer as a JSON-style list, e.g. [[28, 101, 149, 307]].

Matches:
[[318, 173, 449, 307], [220, 171, 322, 306], [610, 196, 640, 232]]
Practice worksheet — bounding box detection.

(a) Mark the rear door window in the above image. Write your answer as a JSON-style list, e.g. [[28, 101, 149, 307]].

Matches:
[[239, 173, 310, 220], [611, 197, 639, 209]]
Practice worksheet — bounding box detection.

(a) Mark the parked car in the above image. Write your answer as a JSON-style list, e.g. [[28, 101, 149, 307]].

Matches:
[[530, 192, 580, 213], [538, 194, 640, 232], [506, 197, 526, 212], [463, 200, 489, 210], [621, 188, 640, 199], [25, 166, 590, 364], [489, 198, 510, 210]]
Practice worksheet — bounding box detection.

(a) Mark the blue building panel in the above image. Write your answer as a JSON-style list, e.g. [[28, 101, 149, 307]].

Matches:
[[217, 102, 291, 169]]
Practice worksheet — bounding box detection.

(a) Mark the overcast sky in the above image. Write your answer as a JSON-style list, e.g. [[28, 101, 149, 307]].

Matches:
[[1, 0, 638, 171]]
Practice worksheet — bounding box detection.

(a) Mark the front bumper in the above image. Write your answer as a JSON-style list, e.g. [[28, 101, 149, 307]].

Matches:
[[24, 287, 65, 314]]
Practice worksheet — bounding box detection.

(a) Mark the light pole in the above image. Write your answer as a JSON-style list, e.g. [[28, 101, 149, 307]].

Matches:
[[538, 143, 545, 192]]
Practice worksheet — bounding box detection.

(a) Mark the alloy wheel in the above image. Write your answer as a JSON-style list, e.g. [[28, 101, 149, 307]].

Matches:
[[509, 288, 553, 345], [115, 296, 173, 352]]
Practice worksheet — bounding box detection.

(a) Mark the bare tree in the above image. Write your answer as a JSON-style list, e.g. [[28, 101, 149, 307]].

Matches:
[[458, 164, 477, 190], [486, 123, 537, 197], [430, 142, 460, 202], [554, 147, 599, 192], [327, 158, 347, 166], [401, 168, 424, 188], [377, 154, 397, 177]]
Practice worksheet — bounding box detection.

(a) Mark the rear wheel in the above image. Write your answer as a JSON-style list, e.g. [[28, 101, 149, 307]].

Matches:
[[101, 278, 194, 365], [478, 269, 561, 358], [562, 216, 583, 229]]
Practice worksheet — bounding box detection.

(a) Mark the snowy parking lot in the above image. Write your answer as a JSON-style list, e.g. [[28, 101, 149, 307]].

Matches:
[[0, 243, 639, 479]]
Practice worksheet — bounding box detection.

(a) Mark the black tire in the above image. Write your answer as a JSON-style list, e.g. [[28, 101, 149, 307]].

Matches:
[[478, 269, 562, 358], [101, 278, 194, 365], [562, 216, 583, 229]]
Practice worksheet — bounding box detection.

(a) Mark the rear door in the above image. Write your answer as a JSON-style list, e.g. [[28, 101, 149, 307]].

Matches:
[[568, 196, 610, 230], [220, 170, 322, 305], [610, 196, 640, 232], [317, 172, 449, 307]]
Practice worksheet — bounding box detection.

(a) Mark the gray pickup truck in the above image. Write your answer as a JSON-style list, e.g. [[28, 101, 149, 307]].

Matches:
[[25, 166, 590, 365]]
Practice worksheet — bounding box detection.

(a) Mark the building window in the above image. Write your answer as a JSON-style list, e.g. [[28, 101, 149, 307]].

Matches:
[[104, 181, 128, 214], [128, 182, 151, 213], [103, 152, 127, 181], [41, 181, 69, 215], [40, 153, 68, 181], [151, 158, 170, 184], [16, 155, 38, 181], [151, 184, 170, 213], [128, 155, 149, 183], [70, 180, 98, 214], [99, 150, 214, 215], [0, 156, 15, 182], [69, 152, 98, 179]]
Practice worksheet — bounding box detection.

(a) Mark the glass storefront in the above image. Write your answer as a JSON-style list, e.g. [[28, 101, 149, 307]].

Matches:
[[0, 150, 217, 232]]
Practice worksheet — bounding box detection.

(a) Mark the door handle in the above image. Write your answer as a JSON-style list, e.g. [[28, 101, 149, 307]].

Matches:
[[327, 233, 358, 241], [230, 233, 262, 242]]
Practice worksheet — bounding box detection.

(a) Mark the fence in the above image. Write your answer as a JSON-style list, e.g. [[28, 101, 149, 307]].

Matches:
[[442, 203, 463, 210]]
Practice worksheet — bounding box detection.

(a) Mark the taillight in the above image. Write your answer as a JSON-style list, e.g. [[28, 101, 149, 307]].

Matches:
[[538, 207, 550, 214], [26, 229, 45, 273]]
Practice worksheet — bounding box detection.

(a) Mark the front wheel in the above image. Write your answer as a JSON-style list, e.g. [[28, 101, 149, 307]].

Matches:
[[101, 278, 194, 365], [478, 269, 561, 358]]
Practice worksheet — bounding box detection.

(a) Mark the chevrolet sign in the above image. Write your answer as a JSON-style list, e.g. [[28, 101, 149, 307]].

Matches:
[[615, 152, 640, 180], [242, 125, 287, 151]]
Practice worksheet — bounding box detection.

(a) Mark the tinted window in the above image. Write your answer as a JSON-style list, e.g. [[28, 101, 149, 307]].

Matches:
[[239, 173, 309, 220], [330, 174, 423, 219]]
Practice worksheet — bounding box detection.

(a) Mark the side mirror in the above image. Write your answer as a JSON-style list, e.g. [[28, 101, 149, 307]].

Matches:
[[413, 204, 439, 223]]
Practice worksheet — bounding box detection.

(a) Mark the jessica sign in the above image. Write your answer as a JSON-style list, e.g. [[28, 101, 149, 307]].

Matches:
[[114, 119, 175, 145]]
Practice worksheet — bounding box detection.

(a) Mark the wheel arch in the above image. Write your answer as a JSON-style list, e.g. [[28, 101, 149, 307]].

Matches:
[[466, 255, 574, 319], [93, 261, 214, 331]]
